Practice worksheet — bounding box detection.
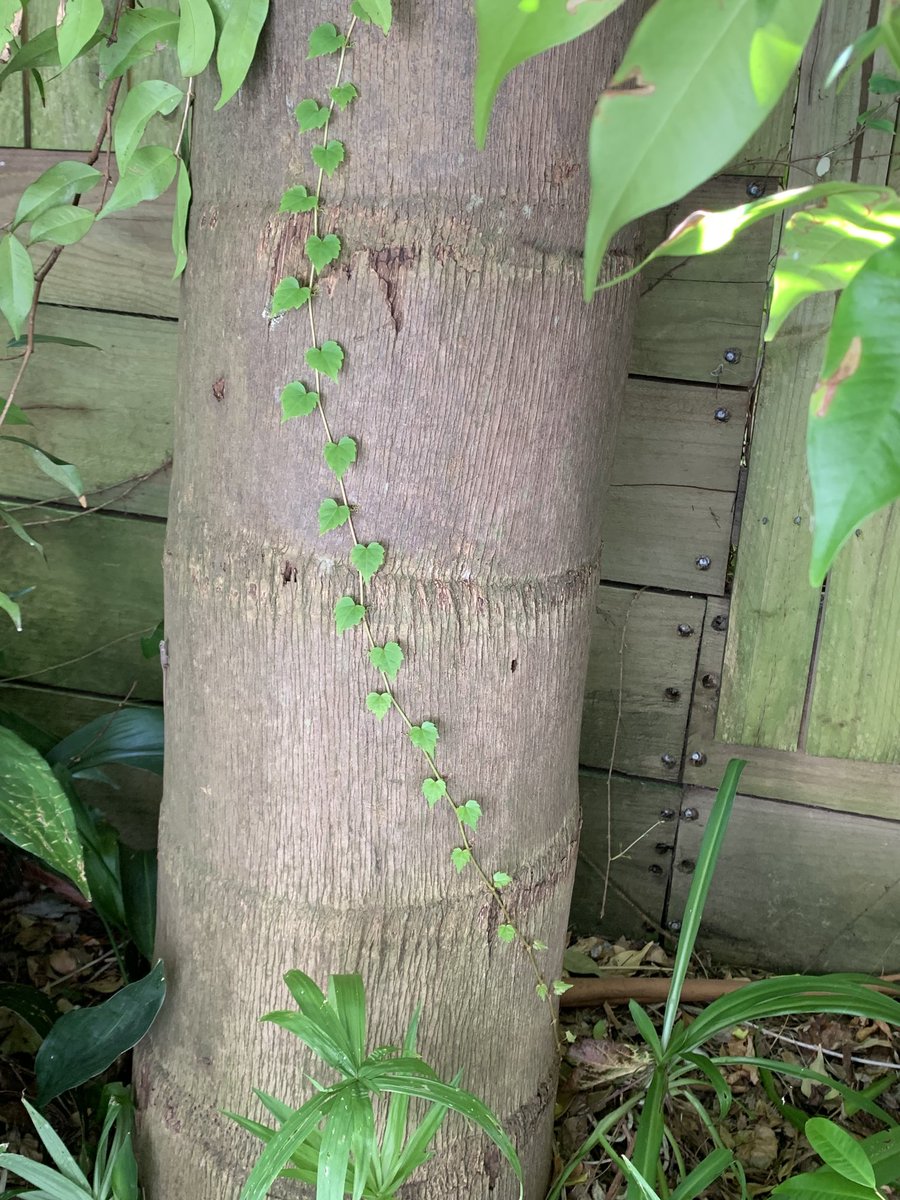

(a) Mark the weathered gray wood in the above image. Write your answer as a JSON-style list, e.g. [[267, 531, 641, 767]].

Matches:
[[572, 771, 678, 939], [0, 306, 174, 515], [581, 586, 706, 780], [0, 510, 164, 699], [669, 787, 900, 974], [727, 81, 797, 177]]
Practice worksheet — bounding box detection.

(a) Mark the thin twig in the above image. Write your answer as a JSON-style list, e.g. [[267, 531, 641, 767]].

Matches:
[[749, 1022, 900, 1072]]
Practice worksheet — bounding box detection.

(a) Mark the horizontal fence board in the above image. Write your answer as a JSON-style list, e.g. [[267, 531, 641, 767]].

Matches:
[[0, 149, 179, 318], [727, 82, 796, 176], [0, 305, 174, 515], [573, 771, 677, 938], [669, 787, 900, 974], [0, 510, 165, 699], [581, 587, 706, 780], [685, 598, 900, 818]]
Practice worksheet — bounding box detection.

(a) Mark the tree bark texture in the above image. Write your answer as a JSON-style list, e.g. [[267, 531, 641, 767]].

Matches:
[[137, 4, 638, 1197]]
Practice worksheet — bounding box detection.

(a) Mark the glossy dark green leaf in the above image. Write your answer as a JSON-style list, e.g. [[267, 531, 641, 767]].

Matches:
[[20, 1097, 91, 1190], [99, 8, 179, 80], [57, 0, 104, 68], [669, 1148, 734, 1200], [119, 846, 157, 960], [215, 0, 268, 108], [99, 146, 178, 220], [35, 960, 166, 1105], [0, 1150, 91, 1198], [14, 160, 102, 228], [114, 80, 183, 173], [48, 707, 164, 776], [0, 233, 34, 338], [0, 982, 59, 1038], [28, 205, 95, 246], [177, 0, 216, 77]]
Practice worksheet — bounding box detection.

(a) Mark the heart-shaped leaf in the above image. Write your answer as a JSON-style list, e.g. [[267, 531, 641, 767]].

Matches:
[[330, 82, 358, 110], [369, 641, 403, 681], [492, 871, 512, 889], [295, 98, 329, 131], [497, 924, 516, 943], [305, 233, 341, 272], [350, 541, 384, 583], [270, 276, 311, 317], [366, 692, 392, 720], [308, 21, 345, 57], [351, 0, 391, 34], [450, 847, 471, 873], [279, 185, 318, 214], [334, 595, 365, 634], [458, 799, 481, 830], [553, 980, 573, 996], [311, 140, 345, 178], [305, 339, 344, 380], [408, 721, 438, 757], [318, 498, 350, 533], [323, 436, 356, 481], [422, 778, 446, 808], [280, 381, 318, 420]]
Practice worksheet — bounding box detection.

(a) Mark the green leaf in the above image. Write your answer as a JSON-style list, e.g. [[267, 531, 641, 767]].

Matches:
[[323, 436, 356, 481], [99, 8, 180, 80], [352, 0, 390, 34], [457, 799, 481, 830], [115, 80, 183, 173], [807, 237, 900, 584], [668, 1147, 734, 1200], [0, 503, 44, 556], [0, 1151, 92, 1199], [295, 98, 329, 131], [14, 160, 102, 227], [870, 72, 900, 94], [349, 541, 384, 583], [365, 691, 392, 720], [141, 619, 164, 659], [552, 980, 572, 996], [305, 339, 344, 380], [498, 924, 515, 942], [6, 332, 101, 350], [316, 1088, 354, 1200], [308, 21, 345, 57], [408, 721, 437, 756], [119, 846, 157, 959], [2, 400, 30, 423], [422, 777, 446, 807], [0, 589, 22, 630], [177, 0, 216, 76], [584, 0, 824, 298], [172, 159, 191, 278], [215, 0, 268, 108], [629, 999, 663, 1060], [270, 276, 311, 316], [28, 205, 95, 246], [280, 381, 318, 420], [474, 0, 626, 146], [330, 82, 358, 109], [57, 0, 103, 69], [334, 595, 365, 634], [20, 1097, 91, 1191], [0, 725, 87, 895], [772, 1175, 880, 1199], [35, 961, 166, 1106], [450, 847, 471, 873], [0, 435, 85, 501], [0, 982, 59, 1038], [279, 185, 318, 214], [311, 140, 344, 178], [492, 871, 511, 888], [238, 1090, 336, 1200], [99, 146, 178, 220], [318, 498, 350, 533], [369, 641, 403, 680], [305, 233, 341, 272], [48, 707, 164, 776], [804, 1119, 876, 1189], [0, 234, 33, 338]]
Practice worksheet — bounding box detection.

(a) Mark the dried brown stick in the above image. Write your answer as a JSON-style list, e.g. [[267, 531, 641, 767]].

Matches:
[[560, 973, 900, 1008]]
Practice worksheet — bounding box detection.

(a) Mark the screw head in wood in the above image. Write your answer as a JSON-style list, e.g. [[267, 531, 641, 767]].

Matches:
[[659, 809, 676, 821], [746, 180, 766, 198], [711, 613, 728, 632], [680, 807, 699, 821], [664, 686, 681, 701], [648, 864, 663, 875], [676, 623, 694, 637], [695, 555, 712, 571], [723, 347, 742, 364], [667, 920, 682, 933], [701, 673, 719, 690], [678, 859, 696, 873], [714, 407, 730, 422], [689, 750, 707, 766], [660, 753, 677, 769]]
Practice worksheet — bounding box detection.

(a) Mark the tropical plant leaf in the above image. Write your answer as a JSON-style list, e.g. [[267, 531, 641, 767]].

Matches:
[[48, 707, 164, 777], [119, 846, 157, 960], [0, 25, 102, 80], [0, 233, 34, 338], [99, 146, 178, 220], [14, 160, 102, 227], [57, 0, 104, 68], [28, 205, 95, 246], [0, 982, 59, 1038], [114, 80, 183, 173], [99, 7, 179, 79], [215, 0, 268, 108], [177, 0, 216, 76], [238, 1090, 336, 1200], [172, 158, 191, 278]]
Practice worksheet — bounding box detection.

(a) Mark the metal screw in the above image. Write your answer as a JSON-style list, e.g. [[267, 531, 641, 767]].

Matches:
[[746, 180, 766, 198], [680, 807, 699, 821], [793, 515, 802, 525], [659, 809, 676, 821], [660, 753, 677, 769], [676, 623, 694, 637], [689, 750, 707, 766], [701, 673, 719, 690], [696, 555, 712, 571], [761, 516, 769, 525], [711, 613, 728, 633], [723, 347, 742, 364], [678, 859, 696, 874], [664, 686, 681, 701], [667, 920, 682, 933], [648, 864, 663, 876], [714, 407, 730, 423]]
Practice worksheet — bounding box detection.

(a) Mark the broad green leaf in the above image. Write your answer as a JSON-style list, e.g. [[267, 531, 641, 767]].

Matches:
[[0, 982, 59, 1038], [330, 82, 358, 110], [0, 726, 88, 897], [0, 589, 22, 630], [215, 0, 268, 108], [408, 721, 437, 756], [114, 80, 183, 173], [270, 276, 311, 316], [100, 146, 177, 220], [28, 205, 95, 246], [334, 595, 365, 634], [0, 234, 33, 338], [279, 185, 318, 213], [0, 435, 85, 501], [772, 1175, 880, 1199], [352, 0, 390, 34], [369, 641, 403, 680], [14, 160, 102, 227], [323, 436, 356, 481], [177, 0, 216, 76], [0, 26, 98, 81], [457, 799, 481, 830], [99, 8, 179, 80], [119, 846, 157, 960], [0, 1151, 91, 1199], [57, 0, 104, 68], [308, 21, 345, 57], [450, 847, 471, 873], [318, 498, 350, 533], [807, 237, 900, 584], [0, 503, 43, 555], [365, 691, 392, 720], [141, 619, 165, 659], [20, 1097, 91, 1191], [306, 233, 341, 272], [804, 1119, 875, 1190], [35, 961, 166, 1105], [311, 139, 344, 177], [295, 98, 329, 131], [48, 708, 164, 776], [172, 158, 191, 277], [584, 0, 824, 298], [474, 0, 626, 147], [239, 1090, 336, 1200], [306, 339, 344, 380], [349, 541, 384, 582], [422, 777, 446, 807], [280, 381, 318, 419]]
